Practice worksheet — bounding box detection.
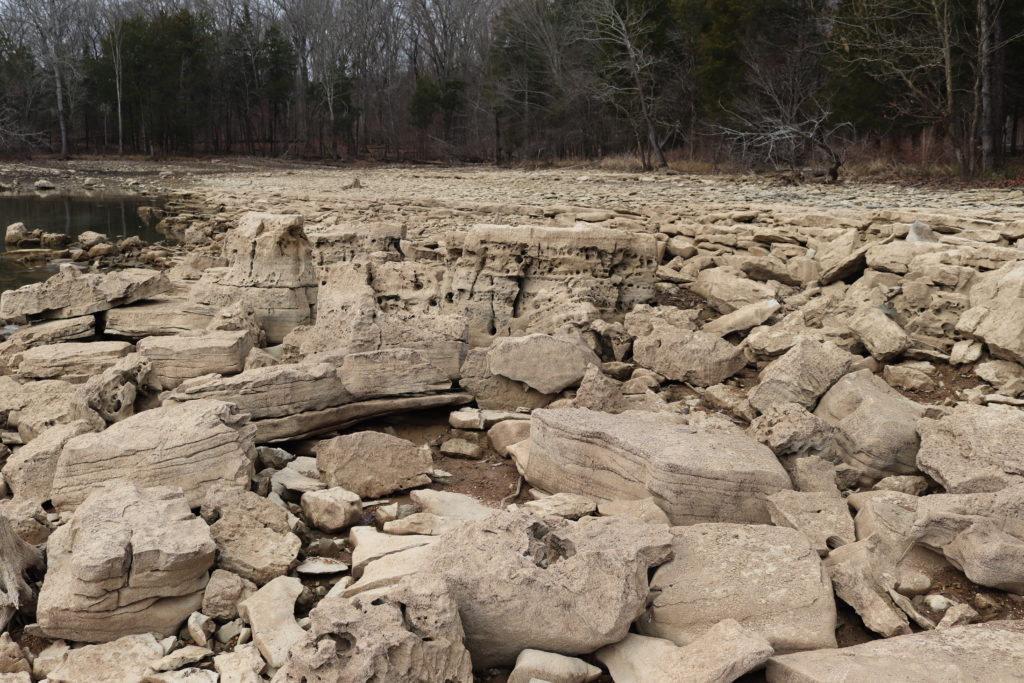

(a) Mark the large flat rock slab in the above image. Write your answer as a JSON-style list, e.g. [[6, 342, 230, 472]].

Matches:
[[50, 399, 256, 511], [640, 524, 837, 653], [0, 265, 169, 321], [766, 621, 1024, 682], [525, 408, 792, 524]]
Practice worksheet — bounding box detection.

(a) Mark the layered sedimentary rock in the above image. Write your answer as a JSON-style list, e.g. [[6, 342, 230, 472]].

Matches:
[[448, 224, 662, 344], [310, 221, 405, 265], [766, 622, 1024, 682], [0, 265, 170, 321], [164, 362, 470, 442], [50, 400, 256, 511], [814, 369, 925, 483], [189, 213, 317, 343], [137, 330, 253, 389], [12, 341, 133, 382], [37, 482, 215, 642], [316, 431, 433, 498], [524, 408, 792, 524]]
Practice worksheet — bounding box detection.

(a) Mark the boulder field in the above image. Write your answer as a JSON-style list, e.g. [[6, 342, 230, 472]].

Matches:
[[2, 165, 1024, 682]]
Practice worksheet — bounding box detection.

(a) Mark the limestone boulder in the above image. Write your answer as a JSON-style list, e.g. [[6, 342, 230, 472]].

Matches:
[[632, 327, 745, 387], [766, 490, 855, 555], [956, 261, 1024, 363], [814, 369, 925, 483], [691, 267, 779, 314], [748, 402, 836, 460], [748, 337, 854, 415], [0, 265, 169, 322], [190, 213, 317, 343], [917, 403, 1024, 493], [525, 408, 792, 525], [315, 431, 432, 498], [202, 569, 256, 621], [273, 576, 474, 682], [12, 341, 133, 382], [507, 650, 601, 683], [597, 620, 774, 683], [766, 622, 1024, 682], [640, 524, 836, 653], [238, 576, 304, 669], [75, 352, 151, 424], [138, 330, 253, 390], [846, 306, 910, 361], [200, 487, 301, 585], [46, 634, 165, 683], [2, 420, 95, 503], [486, 334, 600, 395], [909, 486, 1024, 593], [425, 509, 673, 667], [338, 348, 450, 399], [301, 487, 361, 532], [459, 347, 555, 410], [51, 399, 256, 511], [37, 482, 215, 643]]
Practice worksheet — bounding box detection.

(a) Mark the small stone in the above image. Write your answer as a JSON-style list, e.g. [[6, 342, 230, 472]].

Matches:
[[301, 487, 361, 532], [187, 612, 215, 647], [295, 557, 349, 575], [440, 438, 483, 459], [924, 594, 955, 612]]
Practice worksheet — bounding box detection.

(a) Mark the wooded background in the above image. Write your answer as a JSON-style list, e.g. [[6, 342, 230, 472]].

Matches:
[[1, 0, 1023, 176]]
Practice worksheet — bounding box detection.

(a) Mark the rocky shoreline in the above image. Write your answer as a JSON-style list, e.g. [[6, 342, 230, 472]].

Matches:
[[1, 163, 1024, 682]]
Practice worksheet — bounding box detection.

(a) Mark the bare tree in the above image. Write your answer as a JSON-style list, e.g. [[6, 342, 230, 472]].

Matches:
[[583, 0, 669, 169], [7, 0, 86, 157]]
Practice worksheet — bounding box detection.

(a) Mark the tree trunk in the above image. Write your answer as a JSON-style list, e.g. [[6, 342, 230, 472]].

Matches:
[[0, 515, 42, 632], [978, 0, 994, 174], [53, 62, 68, 158]]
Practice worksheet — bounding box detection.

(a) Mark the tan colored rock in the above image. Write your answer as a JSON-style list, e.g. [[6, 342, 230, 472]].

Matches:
[[703, 299, 781, 336], [917, 403, 1024, 493], [13, 341, 133, 382], [767, 489, 854, 555], [488, 419, 531, 456], [633, 328, 746, 387], [749, 403, 836, 460], [846, 306, 911, 361], [201, 487, 301, 585], [47, 634, 165, 683], [189, 213, 317, 343], [486, 334, 600, 394], [597, 620, 774, 683], [202, 569, 257, 621], [316, 431, 432, 498], [339, 347, 450, 399], [301, 487, 361, 532], [425, 509, 673, 667], [75, 352, 151, 423], [748, 338, 855, 414], [37, 482, 215, 643], [957, 262, 1024, 363], [522, 493, 597, 519], [0, 265, 169, 321], [213, 643, 265, 683], [814, 369, 925, 483], [508, 650, 601, 683], [51, 400, 256, 511], [597, 497, 671, 525], [2, 420, 95, 503], [909, 486, 1024, 593], [273, 576, 474, 682], [766, 621, 1024, 682], [238, 576, 304, 669], [691, 267, 779, 314], [349, 526, 439, 577], [138, 330, 253, 390], [640, 524, 837, 653], [526, 408, 792, 525], [459, 347, 555, 411]]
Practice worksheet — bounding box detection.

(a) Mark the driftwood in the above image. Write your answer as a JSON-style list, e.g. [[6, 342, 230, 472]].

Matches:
[[0, 514, 42, 632]]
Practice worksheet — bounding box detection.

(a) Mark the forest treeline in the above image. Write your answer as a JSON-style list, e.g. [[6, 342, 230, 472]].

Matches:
[[1, 0, 1023, 175]]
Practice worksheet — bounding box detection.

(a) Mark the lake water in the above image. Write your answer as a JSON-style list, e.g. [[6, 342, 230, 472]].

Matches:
[[0, 193, 166, 294]]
